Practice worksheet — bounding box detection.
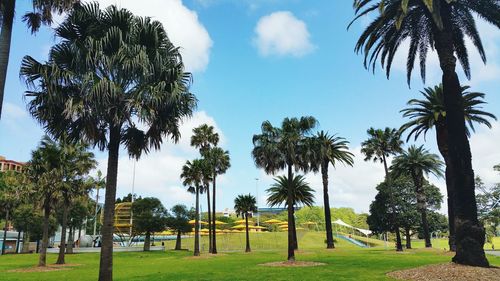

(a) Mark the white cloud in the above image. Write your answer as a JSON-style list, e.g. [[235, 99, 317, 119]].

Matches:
[[254, 11, 315, 57], [470, 121, 500, 186], [94, 111, 225, 209], [79, 0, 214, 72], [3, 103, 27, 120]]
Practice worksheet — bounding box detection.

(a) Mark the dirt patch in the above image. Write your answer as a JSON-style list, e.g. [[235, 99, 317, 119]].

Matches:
[[388, 263, 500, 281], [184, 255, 214, 260], [7, 263, 82, 273], [259, 261, 326, 267]]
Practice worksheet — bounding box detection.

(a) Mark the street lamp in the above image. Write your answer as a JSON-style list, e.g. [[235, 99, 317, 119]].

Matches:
[[255, 178, 259, 226]]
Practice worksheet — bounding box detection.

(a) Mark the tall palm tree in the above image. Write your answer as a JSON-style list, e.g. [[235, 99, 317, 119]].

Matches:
[[180, 159, 207, 257], [234, 194, 257, 253], [0, 0, 78, 119], [309, 131, 354, 249], [204, 147, 230, 254], [267, 174, 315, 250], [351, 0, 499, 266], [400, 84, 496, 251], [361, 127, 404, 251], [391, 145, 444, 248], [20, 4, 196, 280], [191, 124, 219, 253], [252, 116, 317, 261]]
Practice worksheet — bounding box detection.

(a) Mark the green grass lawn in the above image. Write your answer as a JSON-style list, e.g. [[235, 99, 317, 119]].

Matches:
[[1, 232, 499, 281]]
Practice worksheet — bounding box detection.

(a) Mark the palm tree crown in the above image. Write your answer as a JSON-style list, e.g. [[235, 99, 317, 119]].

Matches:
[[401, 84, 496, 140], [266, 175, 315, 208], [234, 194, 257, 218], [391, 145, 444, 180], [191, 124, 220, 154], [310, 131, 354, 170], [361, 127, 403, 175]]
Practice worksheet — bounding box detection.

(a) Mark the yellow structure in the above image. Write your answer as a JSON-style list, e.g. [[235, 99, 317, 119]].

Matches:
[[101, 202, 133, 237]]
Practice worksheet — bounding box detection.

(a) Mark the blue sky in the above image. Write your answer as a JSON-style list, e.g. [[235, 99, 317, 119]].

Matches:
[[1, 0, 499, 213]]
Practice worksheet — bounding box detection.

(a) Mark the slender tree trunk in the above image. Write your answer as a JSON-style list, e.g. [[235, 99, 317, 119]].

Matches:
[[412, 173, 432, 248], [98, 127, 121, 281], [143, 232, 151, 251], [78, 227, 82, 248], [292, 210, 298, 250], [382, 155, 389, 177], [36, 240, 40, 253], [194, 187, 200, 256], [212, 175, 217, 254], [436, 125, 456, 251], [286, 164, 295, 261], [175, 230, 182, 250], [38, 202, 51, 267], [1, 209, 9, 255], [67, 227, 74, 254], [321, 162, 335, 249], [0, 0, 15, 119], [245, 214, 251, 252], [395, 227, 403, 252], [405, 228, 412, 249], [436, 4, 488, 267], [205, 183, 212, 253], [56, 203, 69, 264], [15, 231, 21, 254], [22, 232, 30, 253]]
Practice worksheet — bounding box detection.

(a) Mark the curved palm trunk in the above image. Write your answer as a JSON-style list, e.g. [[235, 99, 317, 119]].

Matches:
[[1, 209, 9, 255], [38, 202, 51, 267], [143, 232, 151, 251], [286, 164, 295, 261], [206, 184, 212, 253], [245, 214, 251, 252], [175, 230, 182, 250], [321, 162, 335, 249], [405, 228, 412, 249], [56, 203, 69, 264], [436, 4, 488, 267], [98, 127, 121, 281], [212, 175, 217, 254], [67, 227, 74, 254], [435, 124, 456, 251], [412, 172, 432, 248], [0, 0, 15, 119], [194, 187, 200, 256]]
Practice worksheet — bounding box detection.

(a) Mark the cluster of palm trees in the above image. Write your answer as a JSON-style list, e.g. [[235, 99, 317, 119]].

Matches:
[[352, 0, 499, 267], [252, 116, 354, 261], [180, 124, 230, 256]]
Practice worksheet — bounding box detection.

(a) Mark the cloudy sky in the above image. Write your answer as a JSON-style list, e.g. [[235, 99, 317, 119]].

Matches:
[[1, 0, 499, 214]]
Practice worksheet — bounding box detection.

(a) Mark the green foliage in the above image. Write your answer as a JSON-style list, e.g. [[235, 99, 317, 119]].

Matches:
[[361, 127, 402, 169], [266, 175, 315, 208], [132, 197, 168, 235], [234, 194, 257, 218], [11, 204, 37, 233], [476, 175, 500, 238], [166, 205, 192, 234]]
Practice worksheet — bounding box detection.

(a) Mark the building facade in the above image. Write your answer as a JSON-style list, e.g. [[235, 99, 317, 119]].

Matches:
[[0, 156, 24, 172]]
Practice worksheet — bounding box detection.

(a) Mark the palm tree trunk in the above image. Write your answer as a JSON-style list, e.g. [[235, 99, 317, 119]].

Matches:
[[205, 183, 212, 253], [175, 230, 182, 250], [194, 187, 200, 256], [435, 125, 456, 251], [1, 208, 9, 255], [67, 227, 74, 254], [382, 155, 389, 177], [405, 228, 412, 249], [321, 162, 335, 249], [292, 210, 298, 250], [22, 232, 30, 253], [286, 164, 295, 261], [144, 232, 151, 251], [98, 126, 121, 281], [38, 202, 51, 267], [15, 231, 21, 254], [56, 203, 69, 264], [395, 227, 403, 252], [0, 0, 15, 119], [245, 214, 251, 252], [212, 175, 217, 254], [436, 4, 488, 267]]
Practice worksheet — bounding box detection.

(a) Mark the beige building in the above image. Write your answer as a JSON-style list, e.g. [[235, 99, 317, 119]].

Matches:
[[0, 156, 25, 172]]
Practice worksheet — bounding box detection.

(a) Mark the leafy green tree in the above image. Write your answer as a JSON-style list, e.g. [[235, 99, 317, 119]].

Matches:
[[476, 176, 500, 239], [391, 145, 444, 248], [252, 116, 317, 261], [166, 205, 193, 250], [0, 0, 78, 119], [234, 194, 257, 252], [351, 0, 499, 267], [12, 204, 36, 253], [400, 84, 496, 251], [21, 3, 196, 279], [309, 131, 354, 249], [132, 197, 168, 252], [361, 127, 403, 250], [29, 211, 57, 254], [0, 170, 22, 255]]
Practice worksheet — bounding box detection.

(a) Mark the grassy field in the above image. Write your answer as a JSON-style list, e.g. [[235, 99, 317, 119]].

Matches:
[[1, 232, 499, 281]]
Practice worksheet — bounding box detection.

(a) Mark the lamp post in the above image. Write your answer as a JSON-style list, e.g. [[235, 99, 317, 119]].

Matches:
[[255, 178, 259, 226]]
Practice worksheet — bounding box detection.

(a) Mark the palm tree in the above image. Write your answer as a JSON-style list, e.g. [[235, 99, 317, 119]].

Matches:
[[351, 0, 499, 267], [309, 131, 354, 249], [400, 84, 496, 251], [181, 159, 207, 257], [267, 175, 315, 250], [234, 194, 257, 253], [0, 0, 78, 119], [204, 147, 230, 254], [191, 124, 219, 253], [20, 4, 196, 280], [391, 145, 444, 248], [252, 116, 317, 261], [361, 127, 404, 251]]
